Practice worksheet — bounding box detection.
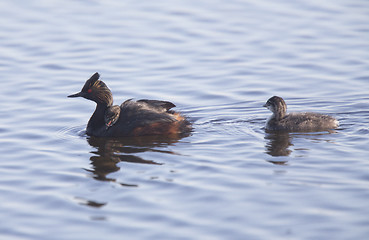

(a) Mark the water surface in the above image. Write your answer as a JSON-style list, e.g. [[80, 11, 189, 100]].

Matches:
[[0, 0, 369, 239]]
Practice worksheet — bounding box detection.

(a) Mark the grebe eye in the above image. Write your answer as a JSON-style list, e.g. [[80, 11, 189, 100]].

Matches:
[[87, 89, 92, 93]]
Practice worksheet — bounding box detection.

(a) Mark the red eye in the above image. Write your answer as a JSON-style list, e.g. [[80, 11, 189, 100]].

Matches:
[[87, 89, 92, 93]]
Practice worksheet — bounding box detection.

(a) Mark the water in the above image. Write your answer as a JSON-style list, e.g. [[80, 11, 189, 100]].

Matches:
[[1, 0, 368, 239]]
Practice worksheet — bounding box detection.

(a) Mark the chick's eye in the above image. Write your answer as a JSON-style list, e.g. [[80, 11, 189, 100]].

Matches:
[[87, 89, 92, 93]]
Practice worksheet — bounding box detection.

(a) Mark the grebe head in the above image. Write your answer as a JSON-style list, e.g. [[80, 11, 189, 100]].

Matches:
[[68, 72, 113, 106], [263, 96, 287, 120]]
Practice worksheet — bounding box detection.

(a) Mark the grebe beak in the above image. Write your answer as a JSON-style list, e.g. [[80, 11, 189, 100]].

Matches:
[[68, 92, 85, 98]]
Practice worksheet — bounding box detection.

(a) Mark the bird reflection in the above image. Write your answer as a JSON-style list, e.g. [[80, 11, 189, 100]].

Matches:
[[85, 134, 187, 186], [264, 130, 338, 163], [264, 131, 293, 162]]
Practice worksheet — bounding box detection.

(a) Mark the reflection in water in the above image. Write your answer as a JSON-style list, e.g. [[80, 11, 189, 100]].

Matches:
[[74, 197, 107, 208], [265, 130, 338, 163], [86, 134, 187, 186], [265, 132, 293, 158]]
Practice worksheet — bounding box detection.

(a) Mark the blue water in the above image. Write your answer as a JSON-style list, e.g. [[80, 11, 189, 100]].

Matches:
[[1, 0, 369, 239]]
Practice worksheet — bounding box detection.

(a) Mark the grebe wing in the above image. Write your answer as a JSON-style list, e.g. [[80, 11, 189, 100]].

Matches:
[[137, 99, 176, 112]]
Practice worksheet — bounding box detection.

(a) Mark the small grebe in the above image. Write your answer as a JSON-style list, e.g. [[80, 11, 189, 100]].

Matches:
[[68, 73, 191, 137], [263, 96, 339, 132]]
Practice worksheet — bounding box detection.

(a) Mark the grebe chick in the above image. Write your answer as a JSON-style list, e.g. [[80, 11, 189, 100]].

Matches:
[[68, 72, 191, 137], [263, 96, 339, 132], [104, 105, 120, 129]]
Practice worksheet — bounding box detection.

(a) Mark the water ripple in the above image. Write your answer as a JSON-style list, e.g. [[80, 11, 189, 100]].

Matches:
[[1, 0, 369, 239]]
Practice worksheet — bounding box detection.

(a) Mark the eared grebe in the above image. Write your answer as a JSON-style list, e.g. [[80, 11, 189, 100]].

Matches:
[[263, 96, 339, 132], [68, 73, 191, 137]]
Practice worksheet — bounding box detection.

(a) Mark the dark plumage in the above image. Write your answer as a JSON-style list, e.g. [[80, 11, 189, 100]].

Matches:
[[263, 96, 339, 132], [104, 105, 120, 129], [68, 73, 191, 137]]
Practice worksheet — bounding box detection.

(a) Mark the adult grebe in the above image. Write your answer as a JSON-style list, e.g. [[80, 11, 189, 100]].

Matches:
[[68, 73, 191, 137]]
